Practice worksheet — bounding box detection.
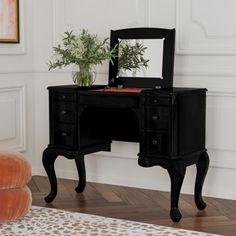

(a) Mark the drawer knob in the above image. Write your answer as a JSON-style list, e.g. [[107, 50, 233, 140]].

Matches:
[[152, 115, 160, 121], [62, 95, 67, 100], [61, 110, 68, 115], [152, 139, 160, 145], [153, 99, 159, 103], [61, 132, 68, 137]]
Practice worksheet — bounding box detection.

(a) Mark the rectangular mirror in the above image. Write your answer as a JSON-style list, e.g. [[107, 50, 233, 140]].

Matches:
[[109, 28, 175, 88], [117, 39, 164, 78]]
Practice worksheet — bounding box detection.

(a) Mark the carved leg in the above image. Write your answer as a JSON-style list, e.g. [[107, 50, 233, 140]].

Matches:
[[194, 151, 209, 210], [74, 153, 86, 193], [42, 148, 59, 203], [167, 164, 186, 222]]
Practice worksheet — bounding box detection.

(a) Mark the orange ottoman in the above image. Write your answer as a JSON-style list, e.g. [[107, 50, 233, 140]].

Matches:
[[0, 151, 32, 223]]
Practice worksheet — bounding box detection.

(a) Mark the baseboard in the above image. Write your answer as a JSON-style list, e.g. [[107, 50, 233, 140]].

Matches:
[[32, 165, 236, 201]]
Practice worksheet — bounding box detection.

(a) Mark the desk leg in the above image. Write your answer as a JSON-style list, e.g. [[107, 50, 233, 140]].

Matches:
[[42, 148, 58, 203], [194, 151, 209, 210], [75, 153, 86, 193], [167, 164, 186, 222]]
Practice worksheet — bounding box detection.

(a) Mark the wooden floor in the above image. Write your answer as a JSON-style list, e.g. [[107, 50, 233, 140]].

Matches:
[[29, 175, 236, 236]]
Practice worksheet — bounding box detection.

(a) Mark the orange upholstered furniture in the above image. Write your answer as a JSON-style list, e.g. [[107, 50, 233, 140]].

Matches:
[[0, 151, 32, 223]]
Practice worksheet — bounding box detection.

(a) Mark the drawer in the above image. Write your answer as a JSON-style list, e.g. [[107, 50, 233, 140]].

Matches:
[[144, 96, 170, 106], [52, 124, 77, 147], [54, 102, 76, 123], [53, 92, 76, 102], [141, 131, 169, 155], [144, 106, 170, 130], [79, 94, 139, 108]]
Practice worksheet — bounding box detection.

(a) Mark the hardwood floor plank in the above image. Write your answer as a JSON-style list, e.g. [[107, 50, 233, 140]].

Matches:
[[32, 176, 50, 193], [27, 178, 39, 193], [29, 176, 236, 236], [91, 183, 123, 203]]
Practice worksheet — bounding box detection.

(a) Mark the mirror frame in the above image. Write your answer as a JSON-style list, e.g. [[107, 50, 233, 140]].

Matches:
[[108, 28, 175, 88]]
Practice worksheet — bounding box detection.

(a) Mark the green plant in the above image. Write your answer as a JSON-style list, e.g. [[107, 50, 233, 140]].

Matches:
[[48, 30, 116, 85], [118, 40, 149, 75]]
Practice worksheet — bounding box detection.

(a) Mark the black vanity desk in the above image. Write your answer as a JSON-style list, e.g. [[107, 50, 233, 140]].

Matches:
[[43, 27, 209, 222], [43, 85, 209, 222]]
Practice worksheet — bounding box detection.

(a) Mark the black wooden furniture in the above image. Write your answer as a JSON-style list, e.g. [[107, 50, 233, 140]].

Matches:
[[109, 27, 175, 88], [42, 28, 209, 222]]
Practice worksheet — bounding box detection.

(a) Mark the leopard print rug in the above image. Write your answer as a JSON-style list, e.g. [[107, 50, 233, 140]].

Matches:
[[0, 206, 221, 236]]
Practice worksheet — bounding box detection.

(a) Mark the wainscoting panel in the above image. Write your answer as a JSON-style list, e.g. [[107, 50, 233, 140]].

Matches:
[[148, 0, 176, 28], [176, 0, 236, 54], [52, 0, 148, 42], [206, 94, 236, 152], [0, 86, 26, 151]]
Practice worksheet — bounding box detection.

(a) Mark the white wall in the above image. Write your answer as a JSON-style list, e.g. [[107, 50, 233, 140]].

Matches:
[[0, 0, 35, 168], [1, 0, 236, 200]]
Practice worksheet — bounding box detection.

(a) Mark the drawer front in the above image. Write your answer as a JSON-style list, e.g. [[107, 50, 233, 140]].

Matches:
[[52, 124, 77, 147], [53, 92, 76, 102], [79, 94, 139, 108], [141, 131, 169, 155], [145, 106, 170, 130], [54, 102, 76, 123]]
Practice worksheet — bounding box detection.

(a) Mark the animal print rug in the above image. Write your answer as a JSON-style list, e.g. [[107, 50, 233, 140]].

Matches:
[[0, 206, 221, 236]]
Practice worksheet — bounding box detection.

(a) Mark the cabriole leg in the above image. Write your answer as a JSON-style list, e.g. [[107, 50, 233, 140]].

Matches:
[[167, 165, 186, 222], [75, 153, 86, 193], [194, 151, 209, 210], [42, 148, 59, 203]]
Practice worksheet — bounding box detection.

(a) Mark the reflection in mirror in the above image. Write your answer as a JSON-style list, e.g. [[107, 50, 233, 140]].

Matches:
[[117, 38, 164, 78]]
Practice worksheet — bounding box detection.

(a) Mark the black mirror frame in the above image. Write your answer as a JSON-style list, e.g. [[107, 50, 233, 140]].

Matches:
[[108, 27, 175, 88]]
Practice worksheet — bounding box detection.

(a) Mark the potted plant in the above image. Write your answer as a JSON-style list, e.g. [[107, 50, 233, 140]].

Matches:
[[48, 30, 116, 86]]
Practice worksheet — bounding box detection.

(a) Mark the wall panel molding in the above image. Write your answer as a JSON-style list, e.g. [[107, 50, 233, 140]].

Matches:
[[175, 68, 236, 77], [0, 85, 26, 151], [52, 0, 148, 45], [208, 148, 236, 170], [207, 91, 236, 97], [89, 149, 236, 171], [176, 0, 236, 55], [2, 68, 236, 78], [0, 70, 33, 74]]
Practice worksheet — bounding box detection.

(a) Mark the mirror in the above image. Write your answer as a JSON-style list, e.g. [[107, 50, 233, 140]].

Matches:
[[117, 39, 164, 78], [109, 28, 175, 88]]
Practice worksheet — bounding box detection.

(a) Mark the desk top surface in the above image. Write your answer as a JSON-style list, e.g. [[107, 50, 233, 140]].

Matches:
[[48, 85, 207, 95]]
